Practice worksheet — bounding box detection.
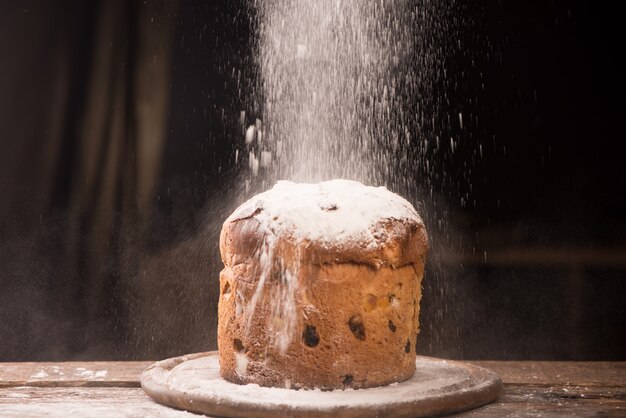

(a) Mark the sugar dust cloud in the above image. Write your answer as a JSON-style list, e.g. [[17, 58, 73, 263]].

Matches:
[[233, 0, 477, 357]]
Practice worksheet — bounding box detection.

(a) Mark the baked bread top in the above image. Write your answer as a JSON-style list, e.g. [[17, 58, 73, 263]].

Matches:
[[220, 179, 427, 269]]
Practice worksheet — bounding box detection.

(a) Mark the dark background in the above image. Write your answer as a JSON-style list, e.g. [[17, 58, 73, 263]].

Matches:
[[0, 0, 624, 361]]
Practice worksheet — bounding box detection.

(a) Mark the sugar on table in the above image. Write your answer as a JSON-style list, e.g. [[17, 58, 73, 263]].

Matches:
[[1, 358, 624, 416]]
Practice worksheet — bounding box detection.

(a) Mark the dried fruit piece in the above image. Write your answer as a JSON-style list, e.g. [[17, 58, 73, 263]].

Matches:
[[303, 324, 320, 347], [233, 338, 245, 352], [388, 320, 397, 332], [363, 294, 378, 312], [388, 294, 399, 307], [377, 295, 390, 309], [348, 315, 366, 340]]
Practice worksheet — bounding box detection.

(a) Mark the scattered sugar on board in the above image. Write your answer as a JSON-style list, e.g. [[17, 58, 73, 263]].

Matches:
[[161, 355, 483, 411], [6, 392, 31, 398], [73, 368, 108, 378], [29, 370, 48, 379], [235, 352, 249, 377], [0, 403, 198, 417]]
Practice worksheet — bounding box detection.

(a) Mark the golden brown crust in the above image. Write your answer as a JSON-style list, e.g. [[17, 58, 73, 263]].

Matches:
[[220, 214, 428, 269], [218, 262, 424, 389], [217, 184, 428, 390]]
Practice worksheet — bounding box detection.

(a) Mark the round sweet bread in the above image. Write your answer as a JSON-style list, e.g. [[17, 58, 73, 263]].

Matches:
[[218, 179, 428, 390]]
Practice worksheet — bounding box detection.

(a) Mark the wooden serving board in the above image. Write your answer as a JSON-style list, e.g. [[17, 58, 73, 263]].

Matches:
[[141, 352, 502, 418]]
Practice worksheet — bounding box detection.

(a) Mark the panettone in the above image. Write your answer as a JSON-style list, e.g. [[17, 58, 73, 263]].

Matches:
[[218, 179, 428, 390]]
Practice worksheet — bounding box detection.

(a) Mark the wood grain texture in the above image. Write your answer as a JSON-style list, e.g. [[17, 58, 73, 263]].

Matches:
[[0, 361, 151, 388], [0, 359, 625, 417], [0, 387, 193, 417], [1, 384, 624, 417], [469, 361, 626, 387]]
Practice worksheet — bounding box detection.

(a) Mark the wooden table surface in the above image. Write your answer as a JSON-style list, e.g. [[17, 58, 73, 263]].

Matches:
[[1, 359, 624, 417]]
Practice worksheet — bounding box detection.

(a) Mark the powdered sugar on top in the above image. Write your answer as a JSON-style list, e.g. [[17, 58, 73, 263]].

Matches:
[[228, 179, 423, 250]]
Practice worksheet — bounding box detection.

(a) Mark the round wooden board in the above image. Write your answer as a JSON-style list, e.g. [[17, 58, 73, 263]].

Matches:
[[141, 352, 502, 418]]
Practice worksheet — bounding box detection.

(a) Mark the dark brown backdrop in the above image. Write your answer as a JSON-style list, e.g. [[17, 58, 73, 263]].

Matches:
[[0, 0, 624, 361]]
